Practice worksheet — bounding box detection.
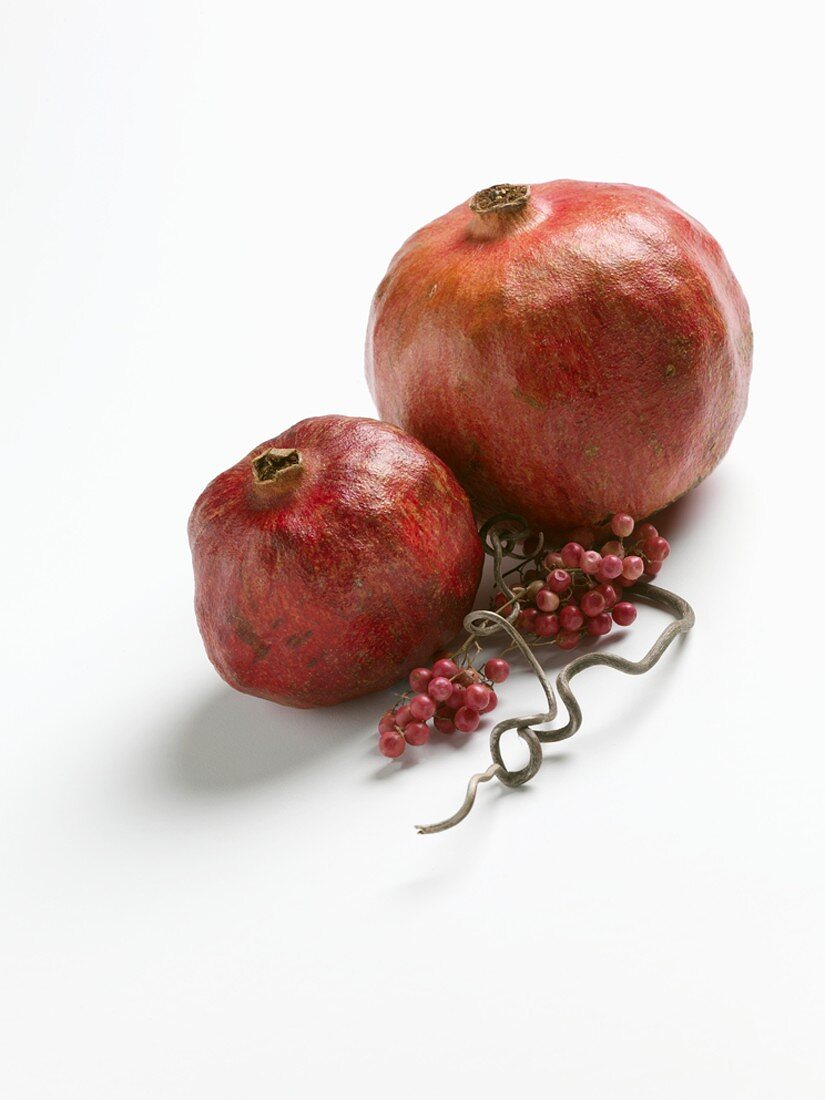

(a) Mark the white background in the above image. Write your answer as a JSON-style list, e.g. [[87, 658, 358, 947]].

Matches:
[[2, 2, 823, 1096]]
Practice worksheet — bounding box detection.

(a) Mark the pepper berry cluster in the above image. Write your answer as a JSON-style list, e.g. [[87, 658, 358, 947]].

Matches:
[[376, 512, 672, 760], [501, 513, 670, 651], [377, 656, 510, 759]]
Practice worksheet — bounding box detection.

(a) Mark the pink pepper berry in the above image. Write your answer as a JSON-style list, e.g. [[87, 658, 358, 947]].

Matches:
[[404, 721, 430, 746], [378, 712, 397, 735], [379, 731, 406, 758], [636, 522, 658, 542], [481, 690, 498, 713], [408, 667, 432, 693], [560, 604, 584, 631], [535, 587, 560, 612], [645, 535, 670, 562], [547, 569, 572, 594], [427, 676, 453, 702], [556, 629, 581, 651], [465, 683, 492, 712], [611, 513, 635, 538], [432, 657, 459, 680], [612, 601, 637, 627], [434, 715, 456, 734], [535, 612, 560, 637], [447, 684, 467, 710], [643, 561, 663, 578], [599, 554, 624, 581], [484, 658, 510, 683], [561, 542, 584, 567], [595, 583, 620, 609], [454, 706, 481, 733], [587, 612, 613, 637], [543, 551, 564, 569], [580, 589, 607, 617], [409, 693, 436, 721], [622, 555, 645, 583], [394, 704, 412, 728], [518, 607, 539, 633], [580, 550, 602, 575]]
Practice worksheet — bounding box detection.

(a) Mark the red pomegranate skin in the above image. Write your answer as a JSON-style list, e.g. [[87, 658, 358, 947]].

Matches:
[[188, 416, 483, 708], [366, 180, 752, 530]]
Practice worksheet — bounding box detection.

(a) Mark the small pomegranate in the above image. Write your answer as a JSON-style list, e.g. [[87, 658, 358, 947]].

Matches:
[[366, 180, 752, 529], [188, 416, 483, 707]]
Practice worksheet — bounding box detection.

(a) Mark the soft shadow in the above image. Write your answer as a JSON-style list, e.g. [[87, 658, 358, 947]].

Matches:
[[651, 465, 731, 540], [165, 685, 378, 795], [571, 631, 693, 752]]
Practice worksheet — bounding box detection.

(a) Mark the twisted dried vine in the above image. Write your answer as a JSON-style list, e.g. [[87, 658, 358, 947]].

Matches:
[[415, 519, 694, 834]]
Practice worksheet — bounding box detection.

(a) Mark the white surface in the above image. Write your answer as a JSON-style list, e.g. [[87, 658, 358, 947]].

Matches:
[[2, 2, 823, 1097]]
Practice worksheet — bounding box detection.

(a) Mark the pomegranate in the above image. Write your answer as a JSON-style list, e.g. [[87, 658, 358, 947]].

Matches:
[[188, 415, 483, 708], [366, 180, 752, 530]]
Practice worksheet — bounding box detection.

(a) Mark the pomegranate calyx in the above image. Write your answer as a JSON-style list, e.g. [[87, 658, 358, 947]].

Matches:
[[469, 183, 530, 215], [468, 183, 538, 240], [251, 448, 303, 485]]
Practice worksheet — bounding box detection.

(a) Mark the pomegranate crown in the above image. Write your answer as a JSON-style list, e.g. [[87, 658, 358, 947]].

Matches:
[[469, 183, 530, 214]]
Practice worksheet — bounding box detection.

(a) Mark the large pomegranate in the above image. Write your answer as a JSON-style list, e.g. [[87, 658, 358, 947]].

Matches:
[[188, 415, 483, 708], [366, 180, 752, 529]]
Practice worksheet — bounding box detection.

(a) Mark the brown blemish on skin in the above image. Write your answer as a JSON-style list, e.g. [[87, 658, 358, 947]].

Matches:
[[512, 386, 546, 410], [234, 615, 271, 661], [286, 630, 313, 649]]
